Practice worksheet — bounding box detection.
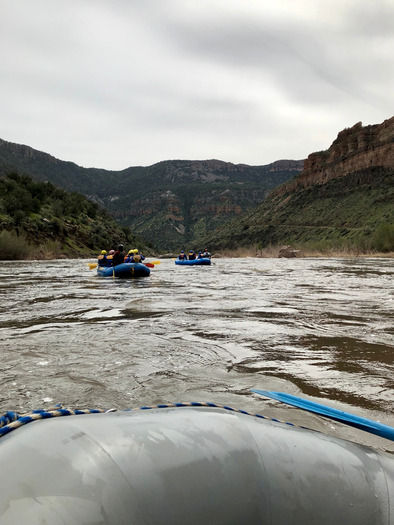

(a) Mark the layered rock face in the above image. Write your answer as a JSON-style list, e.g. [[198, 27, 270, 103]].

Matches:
[[276, 117, 394, 194], [154, 158, 304, 184], [198, 116, 394, 252]]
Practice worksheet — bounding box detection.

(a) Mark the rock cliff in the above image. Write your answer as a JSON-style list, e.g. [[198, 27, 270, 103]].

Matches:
[[275, 116, 394, 195], [198, 116, 394, 253]]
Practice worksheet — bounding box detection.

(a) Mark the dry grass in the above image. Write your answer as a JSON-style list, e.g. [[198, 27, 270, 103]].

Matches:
[[214, 245, 280, 258], [297, 248, 394, 258], [213, 245, 394, 259]]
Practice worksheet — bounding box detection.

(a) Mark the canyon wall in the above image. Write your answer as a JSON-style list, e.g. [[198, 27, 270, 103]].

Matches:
[[275, 116, 394, 195]]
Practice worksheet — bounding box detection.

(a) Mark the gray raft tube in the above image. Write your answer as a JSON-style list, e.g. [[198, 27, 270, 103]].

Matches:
[[0, 406, 393, 525]]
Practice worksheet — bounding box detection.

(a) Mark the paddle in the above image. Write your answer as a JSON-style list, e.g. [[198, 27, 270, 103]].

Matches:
[[251, 390, 394, 442], [86, 263, 114, 273], [88, 260, 160, 270]]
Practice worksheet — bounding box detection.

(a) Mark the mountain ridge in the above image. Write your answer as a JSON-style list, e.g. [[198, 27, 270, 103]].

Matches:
[[0, 139, 303, 250]]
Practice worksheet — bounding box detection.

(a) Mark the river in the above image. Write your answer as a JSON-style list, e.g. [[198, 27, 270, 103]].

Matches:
[[0, 257, 393, 451]]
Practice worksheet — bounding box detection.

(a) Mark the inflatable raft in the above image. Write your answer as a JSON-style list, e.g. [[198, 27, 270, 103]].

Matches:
[[175, 258, 211, 266], [0, 403, 393, 524], [97, 262, 150, 278]]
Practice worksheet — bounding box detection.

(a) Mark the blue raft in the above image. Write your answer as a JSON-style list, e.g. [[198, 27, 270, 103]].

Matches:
[[97, 263, 150, 278], [175, 258, 211, 266]]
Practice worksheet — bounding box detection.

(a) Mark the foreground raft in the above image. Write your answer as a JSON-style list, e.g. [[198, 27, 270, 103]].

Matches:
[[175, 258, 211, 266], [97, 262, 150, 278], [0, 404, 393, 524]]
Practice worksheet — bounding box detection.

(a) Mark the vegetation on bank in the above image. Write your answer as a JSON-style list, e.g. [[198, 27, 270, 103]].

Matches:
[[0, 173, 153, 260], [198, 167, 394, 255], [213, 244, 394, 258]]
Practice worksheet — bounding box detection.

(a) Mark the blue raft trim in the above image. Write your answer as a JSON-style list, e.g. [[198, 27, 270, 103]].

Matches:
[[0, 401, 299, 438], [97, 262, 150, 278], [174, 258, 211, 266]]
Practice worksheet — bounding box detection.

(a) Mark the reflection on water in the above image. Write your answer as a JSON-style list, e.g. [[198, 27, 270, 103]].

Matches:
[[0, 257, 393, 450]]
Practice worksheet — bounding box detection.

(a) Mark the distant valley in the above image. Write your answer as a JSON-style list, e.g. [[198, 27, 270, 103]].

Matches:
[[1, 116, 393, 257], [0, 141, 303, 251]]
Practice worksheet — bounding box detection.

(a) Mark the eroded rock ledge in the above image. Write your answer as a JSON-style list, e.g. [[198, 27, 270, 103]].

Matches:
[[275, 116, 394, 195]]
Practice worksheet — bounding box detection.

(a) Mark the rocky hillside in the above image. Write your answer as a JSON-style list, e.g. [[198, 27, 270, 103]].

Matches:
[[0, 173, 152, 260], [106, 159, 303, 251], [0, 139, 303, 251], [199, 117, 394, 253]]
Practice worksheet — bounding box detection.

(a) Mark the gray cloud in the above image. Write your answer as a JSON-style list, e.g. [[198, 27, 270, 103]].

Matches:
[[0, 0, 392, 169]]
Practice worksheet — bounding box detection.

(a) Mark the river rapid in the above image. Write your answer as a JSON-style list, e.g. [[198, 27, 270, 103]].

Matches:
[[0, 257, 393, 451]]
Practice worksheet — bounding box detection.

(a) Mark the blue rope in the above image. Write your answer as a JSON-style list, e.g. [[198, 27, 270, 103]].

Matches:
[[0, 411, 19, 427], [0, 407, 105, 437], [0, 402, 297, 438]]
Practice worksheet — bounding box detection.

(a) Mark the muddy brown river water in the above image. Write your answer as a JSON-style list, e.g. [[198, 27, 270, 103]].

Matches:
[[0, 257, 393, 451]]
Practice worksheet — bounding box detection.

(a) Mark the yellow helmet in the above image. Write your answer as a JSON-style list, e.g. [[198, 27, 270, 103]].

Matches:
[[132, 249, 138, 254], [101, 250, 107, 255], [128, 250, 134, 255]]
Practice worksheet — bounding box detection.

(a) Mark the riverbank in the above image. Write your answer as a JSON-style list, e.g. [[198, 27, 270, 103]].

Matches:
[[0, 230, 156, 261], [3, 251, 392, 262], [212, 246, 394, 259], [1, 237, 393, 261]]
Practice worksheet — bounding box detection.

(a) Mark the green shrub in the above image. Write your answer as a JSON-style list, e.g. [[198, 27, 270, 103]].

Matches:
[[0, 230, 31, 260], [370, 223, 394, 252]]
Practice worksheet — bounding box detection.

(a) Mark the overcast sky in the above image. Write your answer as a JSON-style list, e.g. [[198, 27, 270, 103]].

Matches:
[[0, 1, 393, 170]]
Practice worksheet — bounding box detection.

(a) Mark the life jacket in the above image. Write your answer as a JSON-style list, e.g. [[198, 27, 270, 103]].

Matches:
[[189, 253, 196, 260], [97, 254, 108, 267], [178, 254, 186, 260]]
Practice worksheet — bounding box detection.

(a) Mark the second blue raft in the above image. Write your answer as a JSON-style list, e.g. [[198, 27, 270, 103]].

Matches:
[[175, 258, 211, 266]]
